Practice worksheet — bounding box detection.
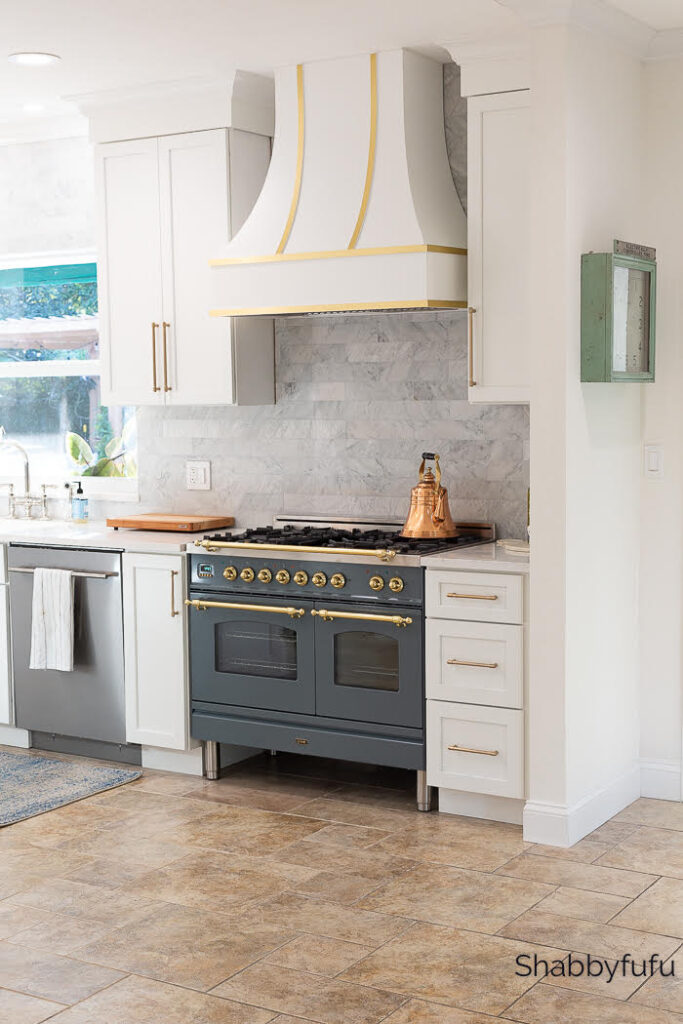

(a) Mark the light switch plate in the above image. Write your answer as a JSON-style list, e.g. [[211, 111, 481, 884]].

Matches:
[[643, 444, 663, 480], [186, 460, 211, 490]]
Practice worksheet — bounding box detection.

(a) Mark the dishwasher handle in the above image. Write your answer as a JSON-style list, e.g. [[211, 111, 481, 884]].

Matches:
[[9, 567, 118, 580]]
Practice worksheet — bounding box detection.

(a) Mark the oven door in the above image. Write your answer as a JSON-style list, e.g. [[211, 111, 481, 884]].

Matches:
[[188, 593, 315, 714], [313, 601, 423, 728]]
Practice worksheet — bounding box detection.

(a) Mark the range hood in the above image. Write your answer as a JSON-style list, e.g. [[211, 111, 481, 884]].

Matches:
[[210, 49, 467, 317]]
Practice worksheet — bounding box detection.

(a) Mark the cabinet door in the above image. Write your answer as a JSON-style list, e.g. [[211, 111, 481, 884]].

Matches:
[[96, 139, 165, 405], [467, 91, 530, 404], [0, 546, 11, 725], [427, 699, 524, 798], [123, 553, 188, 750], [158, 130, 236, 405]]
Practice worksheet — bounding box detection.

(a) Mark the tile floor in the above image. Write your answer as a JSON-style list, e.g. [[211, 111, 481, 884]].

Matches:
[[0, 749, 681, 1022]]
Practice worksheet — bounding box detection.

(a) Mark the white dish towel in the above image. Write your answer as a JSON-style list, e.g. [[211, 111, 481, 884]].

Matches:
[[29, 568, 74, 672]]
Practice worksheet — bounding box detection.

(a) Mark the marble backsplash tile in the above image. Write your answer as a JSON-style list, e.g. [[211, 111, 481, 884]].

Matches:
[[101, 311, 530, 539]]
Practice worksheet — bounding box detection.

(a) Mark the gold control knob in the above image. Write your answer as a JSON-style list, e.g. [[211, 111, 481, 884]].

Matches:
[[330, 573, 346, 589], [369, 575, 385, 591], [389, 577, 405, 593], [293, 570, 309, 586], [240, 567, 255, 582], [312, 571, 327, 588], [257, 568, 272, 583], [223, 566, 237, 581], [275, 569, 291, 585]]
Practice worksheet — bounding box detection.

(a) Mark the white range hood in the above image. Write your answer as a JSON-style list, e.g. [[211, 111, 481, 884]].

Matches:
[[210, 49, 467, 317]]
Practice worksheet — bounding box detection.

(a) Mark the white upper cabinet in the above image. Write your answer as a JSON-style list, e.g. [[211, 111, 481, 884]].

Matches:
[[96, 128, 274, 407], [467, 91, 531, 404]]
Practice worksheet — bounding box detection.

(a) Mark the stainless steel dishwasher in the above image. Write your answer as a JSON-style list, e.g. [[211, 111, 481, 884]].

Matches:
[[8, 544, 140, 764]]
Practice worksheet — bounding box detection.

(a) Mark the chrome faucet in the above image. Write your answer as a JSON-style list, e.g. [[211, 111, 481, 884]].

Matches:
[[0, 426, 30, 497]]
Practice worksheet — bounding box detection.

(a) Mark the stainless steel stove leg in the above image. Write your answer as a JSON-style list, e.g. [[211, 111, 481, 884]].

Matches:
[[417, 770, 432, 812], [269, 749, 277, 756], [204, 741, 220, 780]]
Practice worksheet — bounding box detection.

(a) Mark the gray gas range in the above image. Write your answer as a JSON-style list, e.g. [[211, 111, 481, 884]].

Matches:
[[187, 516, 494, 810]]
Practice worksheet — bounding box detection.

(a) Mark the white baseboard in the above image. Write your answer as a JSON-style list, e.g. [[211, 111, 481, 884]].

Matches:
[[141, 746, 204, 776], [523, 765, 640, 847], [640, 759, 681, 801], [0, 725, 30, 748], [438, 789, 524, 825]]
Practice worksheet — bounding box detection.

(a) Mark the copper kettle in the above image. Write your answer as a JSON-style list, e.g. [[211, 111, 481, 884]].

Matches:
[[401, 452, 458, 539]]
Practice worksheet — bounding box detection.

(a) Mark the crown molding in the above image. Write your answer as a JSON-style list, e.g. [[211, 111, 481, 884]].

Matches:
[[494, 0, 656, 56]]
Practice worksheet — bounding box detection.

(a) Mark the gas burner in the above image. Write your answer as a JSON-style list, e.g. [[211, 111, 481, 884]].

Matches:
[[206, 525, 487, 556]]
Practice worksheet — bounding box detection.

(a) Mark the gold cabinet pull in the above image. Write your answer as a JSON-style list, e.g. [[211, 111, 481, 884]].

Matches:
[[151, 322, 161, 392], [295, 737, 308, 745], [446, 592, 498, 601], [185, 599, 305, 619], [448, 743, 499, 756], [312, 608, 412, 628], [162, 321, 172, 392], [446, 658, 498, 669], [170, 570, 179, 617], [195, 539, 397, 561], [467, 306, 476, 387]]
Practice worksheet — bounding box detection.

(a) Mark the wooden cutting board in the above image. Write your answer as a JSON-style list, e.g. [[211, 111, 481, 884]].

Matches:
[[106, 513, 235, 533]]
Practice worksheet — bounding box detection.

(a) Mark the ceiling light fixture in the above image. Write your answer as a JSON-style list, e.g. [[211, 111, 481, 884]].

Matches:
[[8, 52, 61, 67]]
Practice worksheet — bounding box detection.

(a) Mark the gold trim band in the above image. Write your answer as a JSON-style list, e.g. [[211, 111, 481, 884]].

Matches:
[[276, 64, 304, 254], [210, 243, 466, 266], [194, 538, 398, 561], [348, 53, 377, 249], [210, 299, 467, 317]]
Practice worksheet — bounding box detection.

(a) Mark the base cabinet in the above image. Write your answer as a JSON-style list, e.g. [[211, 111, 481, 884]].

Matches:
[[123, 552, 190, 750], [427, 700, 523, 798], [0, 545, 12, 726]]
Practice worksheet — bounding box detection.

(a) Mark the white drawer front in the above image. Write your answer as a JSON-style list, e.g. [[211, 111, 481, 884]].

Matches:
[[426, 570, 523, 624], [427, 700, 524, 798], [426, 620, 522, 708]]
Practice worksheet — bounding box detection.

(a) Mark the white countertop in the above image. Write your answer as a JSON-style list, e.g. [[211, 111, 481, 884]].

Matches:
[[421, 541, 529, 574], [0, 519, 213, 554]]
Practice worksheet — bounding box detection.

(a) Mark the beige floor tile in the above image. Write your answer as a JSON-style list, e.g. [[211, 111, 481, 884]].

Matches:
[[0, 872, 46, 902], [163, 808, 327, 855], [0, 988, 65, 1024], [264, 934, 374, 976], [288, 869, 383, 904], [290, 798, 415, 831], [374, 822, 526, 872], [267, 840, 416, 882], [86, 788, 218, 820], [597, 826, 683, 879], [8, 913, 118, 955], [44, 974, 275, 1023], [212, 962, 405, 1024], [610, 876, 683, 937], [74, 902, 289, 991], [0, 940, 123, 1004], [303, 824, 393, 849], [188, 772, 343, 801], [534, 886, 631, 923], [0, 847, 96, 882], [131, 774, 205, 798], [499, 909, 680, 961], [382, 1000, 505, 1023], [541, 952, 657, 1000], [0, 903, 49, 940], [324, 784, 418, 810], [182, 785, 319, 813], [614, 797, 683, 832], [340, 921, 566, 1015], [587, 820, 640, 845], [504, 982, 683, 1022], [54, 829, 195, 869], [525, 837, 613, 863], [1, 817, 94, 850], [356, 862, 553, 933], [7, 878, 163, 927], [632, 959, 683, 1014], [495, 852, 656, 896], [28, 797, 134, 829], [232, 892, 412, 947], [64, 856, 161, 890]]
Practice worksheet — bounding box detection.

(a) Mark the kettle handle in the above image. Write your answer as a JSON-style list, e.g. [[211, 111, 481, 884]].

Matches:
[[419, 452, 442, 491]]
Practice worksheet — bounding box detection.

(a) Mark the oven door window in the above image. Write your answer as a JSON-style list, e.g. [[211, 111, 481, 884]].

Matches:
[[334, 631, 399, 691], [215, 621, 297, 680]]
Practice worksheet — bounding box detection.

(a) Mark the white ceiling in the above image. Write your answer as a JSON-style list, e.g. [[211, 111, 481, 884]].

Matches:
[[2, 0, 683, 137]]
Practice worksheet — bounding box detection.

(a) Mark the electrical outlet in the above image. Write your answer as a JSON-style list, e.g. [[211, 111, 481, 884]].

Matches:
[[186, 460, 211, 490], [643, 444, 664, 480]]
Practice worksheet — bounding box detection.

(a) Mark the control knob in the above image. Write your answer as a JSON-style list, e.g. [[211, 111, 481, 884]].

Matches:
[[389, 577, 405, 593], [223, 566, 237, 581], [312, 571, 327, 588], [293, 570, 309, 586], [330, 573, 346, 589], [369, 575, 384, 591], [257, 568, 272, 583], [275, 569, 291, 585], [240, 567, 255, 582]]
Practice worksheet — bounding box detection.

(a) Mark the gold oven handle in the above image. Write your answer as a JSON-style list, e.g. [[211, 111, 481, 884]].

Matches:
[[151, 322, 161, 392], [194, 539, 397, 561], [185, 599, 305, 619], [446, 658, 498, 669], [170, 570, 179, 617], [312, 608, 412, 628], [162, 321, 172, 392], [447, 743, 499, 756], [446, 592, 498, 601], [467, 306, 476, 388]]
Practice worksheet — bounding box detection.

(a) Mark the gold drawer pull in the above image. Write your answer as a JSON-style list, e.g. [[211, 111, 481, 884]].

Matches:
[[195, 539, 397, 561], [447, 658, 498, 669], [185, 599, 305, 619], [467, 306, 476, 388], [295, 737, 308, 745], [448, 743, 499, 757], [446, 592, 498, 601], [170, 570, 179, 617]]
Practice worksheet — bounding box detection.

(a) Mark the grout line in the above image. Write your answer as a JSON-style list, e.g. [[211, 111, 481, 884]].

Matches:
[[625, 940, 683, 1004]]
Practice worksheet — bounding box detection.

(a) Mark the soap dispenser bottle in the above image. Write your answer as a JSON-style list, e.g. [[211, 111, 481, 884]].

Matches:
[[71, 482, 88, 524]]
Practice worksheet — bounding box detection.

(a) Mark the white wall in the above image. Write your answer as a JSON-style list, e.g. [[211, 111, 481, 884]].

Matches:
[[526, 25, 643, 844], [639, 59, 683, 801]]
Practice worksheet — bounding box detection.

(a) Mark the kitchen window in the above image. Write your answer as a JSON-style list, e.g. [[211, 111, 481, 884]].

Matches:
[[0, 259, 137, 495]]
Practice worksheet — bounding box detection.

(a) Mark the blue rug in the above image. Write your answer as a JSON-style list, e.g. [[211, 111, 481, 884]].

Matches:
[[0, 751, 141, 826]]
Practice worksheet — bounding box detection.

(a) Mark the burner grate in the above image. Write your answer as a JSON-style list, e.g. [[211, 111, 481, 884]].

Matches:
[[205, 525, 484, 556]]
